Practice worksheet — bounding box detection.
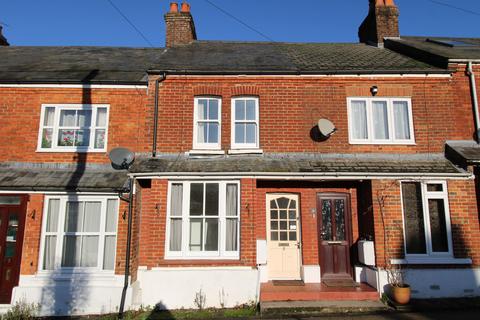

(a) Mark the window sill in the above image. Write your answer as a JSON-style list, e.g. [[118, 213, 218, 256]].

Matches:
[[187, 150, 225, 156], [164, 255, 239, 261], [36, 148, 107, 153], [228, 149, 263, 155], [349, 141, 416, 146], [390, 258, 472, 265]]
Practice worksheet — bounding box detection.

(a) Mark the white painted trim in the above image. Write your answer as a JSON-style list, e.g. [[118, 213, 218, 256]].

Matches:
[[227, 149, 264, 155], [193, 97, 222, 151], [390, 258, 472, 265], [347, 97, 416, 145], [163, 74, 452, 79], [449, 59, 480, 64], [0, 84, 147, 89], [187, 150, 225, 155], [230, 97, 260, 150], [0, 191, 118, 195], [150, 266, 252, 271]]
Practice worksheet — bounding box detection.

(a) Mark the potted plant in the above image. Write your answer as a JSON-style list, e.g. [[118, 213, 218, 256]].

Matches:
[[386, 266, 411, 305]]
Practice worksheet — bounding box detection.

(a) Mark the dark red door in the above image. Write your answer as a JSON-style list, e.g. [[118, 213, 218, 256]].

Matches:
[[0, 197, 26, 303], [317, 193, 352, 279]]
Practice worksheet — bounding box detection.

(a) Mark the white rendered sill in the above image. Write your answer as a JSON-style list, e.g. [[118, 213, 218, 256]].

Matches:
[[349, 141, 416, 146], [390, 258, 472, 265], [228, 149, 263, 155], [36, 148, 107, 153], [164, 254, 240, 261], [187, 150, 225, 156]]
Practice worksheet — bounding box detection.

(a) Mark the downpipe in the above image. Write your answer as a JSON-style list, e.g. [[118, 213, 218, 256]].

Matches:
[[467, 62, 480, 144]]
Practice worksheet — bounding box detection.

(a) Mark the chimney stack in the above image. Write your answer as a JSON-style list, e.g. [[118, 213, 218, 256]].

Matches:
[[0, 26, 9, 46], [359, 0, 400, 47], [164, 1, 197, 48]]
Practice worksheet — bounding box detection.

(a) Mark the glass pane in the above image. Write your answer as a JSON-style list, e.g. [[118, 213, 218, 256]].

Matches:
[[81, 236, 99, 267], [96, 108, 108, 127], [189, 183, 203, 216], [189, 219, 203, 251], [351, 100, 368, 139], [62, 235, 81, 267], [208, 100, 219, 120], [226, 219, 238, 251], [169, 219, 182, 251], [205, 218, 218, 251], [5, 243, 16, 258], [245, 124, 256, 144], [322, 200, 332, 241], [280, 210, 287, 219], [280, 221, 287, 231], [197, 122, 207, 144], [170, 184, 183, 217], [289, 200, 296, 209], [270, 210, 278, 219], [75, 129, 90, 147], [372, 101, 389, 140], [334, 199, 346, 241], [44, 107, 55, 126], [59, 110, 76, 126], [0, 196, 21, 205], [235, 100, 245, 120], [280, 232, 288, 241], [58, 129, 75, 146], [106, 199, 118, 232], [65, 201, 83, 232], [289, 232, 297, 241], [271, 232, 278, 241], [42, 128, 53, 148], [289, 221, 297, 231], [226, 184, 238, 216], [235, 124, 245, 144], [46, 199, 60, 232], [277, 197, 289, 209], [393, 101, 411, 140], [205, 183, 219, 216], [270, 200, 278, 209], [427, 184, 443, 192], [43, 235, 56, 270], [83, 202, 101, 232], [402, 183, 427, 254], [197, 99, 208, 120], [246, 100, 256, 120], [429, 199, 449, 252], [207, 123, 219, 143], [77, 110, 92, 127], [103, 236, 116, 270], [94, 129, 106, 149], [288, 210, 296, 219], [271, 221, 278, 230]]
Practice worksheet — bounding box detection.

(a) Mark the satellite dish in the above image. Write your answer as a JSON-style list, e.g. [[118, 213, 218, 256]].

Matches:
[[109, 147, 135, 170], [318, 119, 337, 137]]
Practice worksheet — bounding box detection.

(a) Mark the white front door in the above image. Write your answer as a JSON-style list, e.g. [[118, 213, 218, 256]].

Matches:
[[266, 194, 302, 280]]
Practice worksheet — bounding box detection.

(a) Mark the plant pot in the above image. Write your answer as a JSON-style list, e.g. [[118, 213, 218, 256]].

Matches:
[[389, 284, 411, 305]]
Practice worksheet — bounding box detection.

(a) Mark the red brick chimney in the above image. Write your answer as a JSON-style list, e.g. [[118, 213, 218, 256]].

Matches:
[[0, 26, 9, 46], [359, 0, 400, 47], [164, 1, 197, 48]]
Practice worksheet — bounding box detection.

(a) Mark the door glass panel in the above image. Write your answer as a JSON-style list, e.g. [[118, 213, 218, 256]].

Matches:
[[334, 199, 346, 241], [427, 184, 443, 192], [271, 232, 278, 241], [321, 200, 332, 241], [5, 243, 16, 258], [280, 232, 288, 241], [280, 221, 287, 230], [270, 200, 278, 209], [289, 232, 297, 241], [277, 197, 289, 209], [402, 182, 427, 254], [0, 196, 21, 205], [270, 210, 278, 219], [428, 199, 449, 252], [279, 210, 287, 219], [270, 221, 278, 230]]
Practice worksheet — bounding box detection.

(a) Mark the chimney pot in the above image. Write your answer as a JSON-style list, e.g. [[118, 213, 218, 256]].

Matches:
[[169, 2, 179, 13], [181, 2, 191, 13]]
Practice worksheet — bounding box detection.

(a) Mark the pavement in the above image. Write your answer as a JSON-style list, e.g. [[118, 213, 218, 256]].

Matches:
[[290, 310, 480, 319]]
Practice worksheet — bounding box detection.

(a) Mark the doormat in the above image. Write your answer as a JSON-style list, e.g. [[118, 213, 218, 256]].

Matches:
[[323, 279, 360, 288], [272, 280, 305, 286]]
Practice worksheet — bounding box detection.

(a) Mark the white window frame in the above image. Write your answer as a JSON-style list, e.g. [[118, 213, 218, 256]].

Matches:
[[193, 97, 222, 150], [38, 195, 119, 274], [400, 180, 454, 260], [347, 97, 415, 145], [165, 181, 240, 260], [231, 97, 260, 150], [37, 104, 110, 153]]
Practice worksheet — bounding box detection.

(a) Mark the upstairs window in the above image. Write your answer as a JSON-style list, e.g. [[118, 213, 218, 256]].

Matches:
[[231, 97, 259, 149], [193, 97, 221, 150], [38, 104, 109, 152], [347, 98, 414, 144]]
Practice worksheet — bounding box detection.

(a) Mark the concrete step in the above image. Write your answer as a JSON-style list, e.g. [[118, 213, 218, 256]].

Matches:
[[0, 304, 12, 315], [260, 300, 390, 316]]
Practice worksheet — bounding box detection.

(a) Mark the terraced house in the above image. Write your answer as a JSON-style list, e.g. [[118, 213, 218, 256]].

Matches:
[[0, 0, 479, 316]]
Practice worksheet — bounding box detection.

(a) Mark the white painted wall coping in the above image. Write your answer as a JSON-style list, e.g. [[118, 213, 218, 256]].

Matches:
[[390, 258, 472, 265]]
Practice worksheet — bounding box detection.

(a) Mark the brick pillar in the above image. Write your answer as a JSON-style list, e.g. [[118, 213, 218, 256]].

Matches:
[[359, 0, 400, 47]]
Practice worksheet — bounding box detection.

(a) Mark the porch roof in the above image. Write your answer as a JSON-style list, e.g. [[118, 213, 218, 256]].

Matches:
[[0, 162, 128, 192], [446, 141, 480, 166], [130, 153, 468, 178]]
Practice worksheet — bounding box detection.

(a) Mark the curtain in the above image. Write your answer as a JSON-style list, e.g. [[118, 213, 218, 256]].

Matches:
[[393, 101, 410, 139], [96, 108, 107, 127], [81, 236, 99, 267], [226, 184, 238, 251], [44, 107, 55, 126], [169, 219, 182, 251], [43, 236, 56, 270], [103, 236, 116, 270], [46, 199, 60, 232], [226, 219, 238, 251], [351, 100, 368, 139], [372, 101, 389, 140], [106, 199, 118, 232], [189, 219, 203, 251], [226, 184, 237, 216]]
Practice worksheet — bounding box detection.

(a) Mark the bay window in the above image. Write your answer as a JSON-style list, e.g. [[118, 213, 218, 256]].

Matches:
[[166, 181, 240, 259], [40, 196, 118, 272], [348, 98, 414, 144]]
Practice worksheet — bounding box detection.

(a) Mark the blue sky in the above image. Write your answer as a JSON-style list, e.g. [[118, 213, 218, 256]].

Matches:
[[1, 0, 479, 47]]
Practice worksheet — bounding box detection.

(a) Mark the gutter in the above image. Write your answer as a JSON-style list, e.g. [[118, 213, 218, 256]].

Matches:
[[152, 73, 167, 157], [147, 69, 450, 76], [467, 62, 480, 144]]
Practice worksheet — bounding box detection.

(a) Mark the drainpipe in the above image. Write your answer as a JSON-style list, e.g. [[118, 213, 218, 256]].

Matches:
[[118, 177, 134, 319], [152, 73, 167, 157], [467, 62, 480, 144]]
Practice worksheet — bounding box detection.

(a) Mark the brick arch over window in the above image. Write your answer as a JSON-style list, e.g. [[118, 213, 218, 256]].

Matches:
[[193, 86, 223, 96], [231, 86, 260, 97]]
